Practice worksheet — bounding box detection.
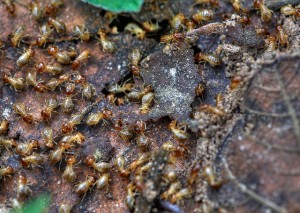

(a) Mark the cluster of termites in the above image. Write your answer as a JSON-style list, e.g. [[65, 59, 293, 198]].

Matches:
[[0, 0, 297, 212]]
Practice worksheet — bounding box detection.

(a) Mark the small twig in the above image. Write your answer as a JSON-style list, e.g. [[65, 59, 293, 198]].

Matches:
[[245, 107, 289, 118], [245, 133, 300, 153], [186, 22, 225, 37], [274, 65, 300, 145], [222, 158, 288, 213], [265, 0, 300, 10]]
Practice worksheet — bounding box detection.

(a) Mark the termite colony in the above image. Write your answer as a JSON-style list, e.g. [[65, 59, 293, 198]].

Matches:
[[0, 0, 297, 212]]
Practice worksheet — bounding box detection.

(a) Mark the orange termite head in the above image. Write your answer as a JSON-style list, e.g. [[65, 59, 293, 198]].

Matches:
[[114, 118, 123, 130], [47, 45, 58, 55], [84, 155, 95, 166], [66, 156, 76, 164], [61, 123, 73, 134], [35, 82, 46, 93], [35, 62, 46, 73], [23, 114, 34, 124], [295, 9, 300, 18], [2, 74, 10, 83], [253, 0, 262, 9], [239, 14, 251, 25], [102, 109, 113, 119], [134, 120, 146, 134], [71, 60, 80, 70]]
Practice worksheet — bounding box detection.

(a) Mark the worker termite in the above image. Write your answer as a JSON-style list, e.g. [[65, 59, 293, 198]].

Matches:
[[199, 104, 225, 116], [72, 25, 90, 42], [125, 23, 146, 40], [106, 79, 134, 95], [3, 74, 25, 91], [2, 0, 15, 15], [162, 141, 185, 157], [276, 25, 289, 47], [0, 136, 16, 150], [168, 121, 189, 142], [187, 163, 200, 185], [115, 156, 130, 177], [253, 0, 273, 22], [126, 85, 153, 102], [81, 78, 96, 100], [193, 0, 219, 7], [59, 203, 72, 213], [195, 52, 221, 67], [85, 109, 112, 126], [230, 0, 247, 13], [41, 98, 59, 121], [160, 33, 185, 43], [96, 173, 110, 190], [0, 166, 14, 179], [202, 165, 222, 188], [17, 48, 35, 67], [161, 181, 181, 200], [61, 104, 95, 134], [230, 76, 242, 90], [130, 153, 150, 172], [47, 46, 71, 64], [11, 25, 26, 48], [49, 142, 71, 164], [118, 124, 134, 142], [36, 62, 63, 75], [61, 87, 75, 113], [192, 9, 214, 23], [72, 50, 89, 70], [36, 24, 53, 47], [185, 19, 196, 32], [42, 126, 55, 149], [45, 73, 69, 91], [140, 92, 155, 114], [266, 35, 277, 51], [26, 71, 46, 93], [44, 0, 64, 16], [98, 29, 116, 53], [171, 188, 192, 204], [59, 204, 72, 213], [136, 161, 153, 175], [60, 132, 85, 145], [85, 155, 111, 173], [215, 93, 223, 110], [74, 176, 96, 196], [163, 171, 177, 183], [125, 182, 136, 210], [280, 4, 300, 18], [128, 48, 141, 76], [195, 83, 205, 97], [21, 153, 45, 168], [48, 17, 66, 34], [17, 174, 32, 200], [170, 13, 186, 32], [29, 0, 43, 21], [136, 134, 150, 152], [142, 20, 160, 32], [62, 156, 76, 182], [16, 139, 39, 156], [14, 103, 34, 124], [0, 119, 9, 134]]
